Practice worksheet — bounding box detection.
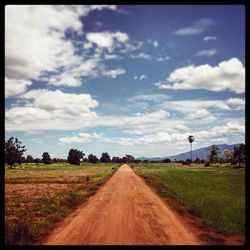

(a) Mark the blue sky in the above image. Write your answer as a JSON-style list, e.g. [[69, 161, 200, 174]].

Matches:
[[5, 5, 245, 159]]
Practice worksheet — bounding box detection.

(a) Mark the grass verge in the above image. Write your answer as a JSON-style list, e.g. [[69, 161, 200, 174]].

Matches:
[[133, 163, 245, 238]]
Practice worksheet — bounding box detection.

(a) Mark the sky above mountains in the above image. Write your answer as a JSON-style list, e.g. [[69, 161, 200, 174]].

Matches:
[[5, 5, 245, 159]]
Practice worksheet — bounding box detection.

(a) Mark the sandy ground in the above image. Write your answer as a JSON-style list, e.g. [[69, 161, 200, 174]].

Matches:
[[44, 164, 203, 245]]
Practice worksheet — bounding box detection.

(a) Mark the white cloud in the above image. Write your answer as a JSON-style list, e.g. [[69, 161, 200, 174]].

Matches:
[[5, 77, 32, 98], [195, 121, 245, 140], [156, 58, 245, 93], [5, 6, 84, 80], [156, 56, 170, 62], [5, 89, 99, 131], [83, 42, 93, 49], [58, 132, 107, 145], [117, 132, 171, 146], [226, 98, 245, 110], [89, 5, 117, 11], [147, 39, 159, 48], [86, 31, 129, 50], [128, 94, 171, 102], [158, 98, 245, 113], [5, 5, 119, 90], [104, 54, 121, 60], [21, 89, 98, 113], [203, 36, 217, 41], [97, 110, 170, 128], [134, 74, 147, 80], [130, 52, 151, 60], [173, 18, 215, 36], [102, 68, 126, 78], [195, 49, 217, 57]]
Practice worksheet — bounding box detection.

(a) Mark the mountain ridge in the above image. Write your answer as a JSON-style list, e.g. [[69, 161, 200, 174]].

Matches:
[[136, 143, 241, 161]]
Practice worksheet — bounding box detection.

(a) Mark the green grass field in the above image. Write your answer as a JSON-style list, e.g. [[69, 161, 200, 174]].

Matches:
[[133, 163, 245, 236], [5, 162, 119, 245]]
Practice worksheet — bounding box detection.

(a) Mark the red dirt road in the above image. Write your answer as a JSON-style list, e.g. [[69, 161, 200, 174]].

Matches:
[[44, 164, 202, 245]]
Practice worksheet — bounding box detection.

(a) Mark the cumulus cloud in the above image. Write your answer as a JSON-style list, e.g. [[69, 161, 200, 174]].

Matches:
[[86, 31, 129, 50], [5, 77, 32, 98], [158, 98, 245, 113], [5, 89, 99, 131], [21, 89, 98, 114], [195, 121, 245, 140], [203, 36, 217, 41], [195, 49, 217, 57], [156, 58, 245, 93], [104, 54, 121, 60], [5, 5, 119, 90], [173, 18, 215, 36], [102, 68, 126, 78], [58, 132, 106, 145], [5, 6, 84, 80]]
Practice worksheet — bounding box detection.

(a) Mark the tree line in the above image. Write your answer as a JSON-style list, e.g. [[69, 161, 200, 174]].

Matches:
[[5, 137, 245, 169], [4, 137, 137, 168]]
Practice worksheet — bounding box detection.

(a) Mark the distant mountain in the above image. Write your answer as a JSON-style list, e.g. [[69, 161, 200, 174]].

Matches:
[[136, 143, 241, 161]]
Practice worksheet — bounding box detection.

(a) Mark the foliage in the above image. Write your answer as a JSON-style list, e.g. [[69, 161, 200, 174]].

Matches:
[[5, 137, 26, 169], [42, 152, 52, 164], [122, 154, 135, 163], [222, 149, 233, 163], [100, 152, 111, 163], [231, 143, 245, 168], [53, 158, 67, 163], [162, 158, 171, 163], [34, 158, 42, 163], [204, 161, 210, 167], [208, 145, 219, 164], [194, 157, 204, 164], [88, 154, 98, 164], [26, 155, 34, 163], [182, 159, 191, 165], [188, 135, 194, 143], [112, 156, 122, 163], [67, 148, 84, 165]]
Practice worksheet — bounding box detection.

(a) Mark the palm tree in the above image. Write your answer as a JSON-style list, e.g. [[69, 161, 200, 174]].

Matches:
[[188, 135, 194, 162]]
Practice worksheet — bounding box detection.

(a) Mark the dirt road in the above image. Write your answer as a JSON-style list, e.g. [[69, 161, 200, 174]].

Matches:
[[44, 164, 202, 245]]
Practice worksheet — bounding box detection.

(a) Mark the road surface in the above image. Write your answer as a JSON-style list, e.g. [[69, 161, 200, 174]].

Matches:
[[44, 164, 202, 245]]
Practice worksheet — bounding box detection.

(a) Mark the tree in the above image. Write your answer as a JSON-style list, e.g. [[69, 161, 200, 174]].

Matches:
[[162, 158, 171, 163], [222, 149, 233, 164], [112, 156, 122, 163], [100, 152, 111, 163], [67, 149, 84, 165], [121, 154, 135, 163], [34, 158, 42, 163], [26, 155, 34, 163], [125, 154, 135, 163], [208, 145, 219, 164], [42, 152, 52, 164], [20, 156, 26, 164], [5, 137, 26, 169], [88, 154, 98, 164], [231, 143, 245, 168], [188, 135, 194, 162]]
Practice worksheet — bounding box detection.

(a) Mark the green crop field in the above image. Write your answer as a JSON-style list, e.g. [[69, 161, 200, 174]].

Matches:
[[133, 163, 245, 238], [5, 162, 119, 245]]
